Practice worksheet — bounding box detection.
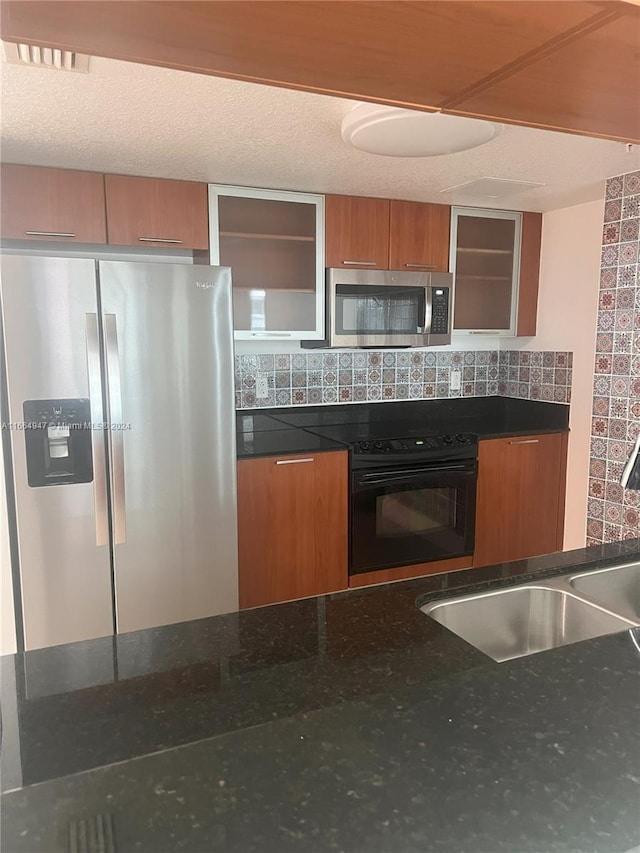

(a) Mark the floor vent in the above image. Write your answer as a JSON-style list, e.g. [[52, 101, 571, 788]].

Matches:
[[68, 812, 116, 853], [3, 41, 90, 72]]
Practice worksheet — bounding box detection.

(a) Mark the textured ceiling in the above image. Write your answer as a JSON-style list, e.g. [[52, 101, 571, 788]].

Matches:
[[1, 55, 638, 212]]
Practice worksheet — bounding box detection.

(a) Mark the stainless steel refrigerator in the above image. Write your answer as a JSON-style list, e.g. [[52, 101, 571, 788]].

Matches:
[[1, 255, 238, 651]]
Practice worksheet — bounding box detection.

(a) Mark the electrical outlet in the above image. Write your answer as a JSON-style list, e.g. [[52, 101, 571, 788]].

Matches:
[[256, 375, 269, 399], [450, 368, 461, 391]]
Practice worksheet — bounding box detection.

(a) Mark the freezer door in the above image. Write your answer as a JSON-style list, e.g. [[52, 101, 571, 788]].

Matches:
[[1, 256, 113, 650], [98, 261, 238, 634]]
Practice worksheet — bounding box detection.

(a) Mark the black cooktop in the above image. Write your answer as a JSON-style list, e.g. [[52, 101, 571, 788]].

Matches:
[[294, 421, 478, 466], [266, 402, 483, 465]]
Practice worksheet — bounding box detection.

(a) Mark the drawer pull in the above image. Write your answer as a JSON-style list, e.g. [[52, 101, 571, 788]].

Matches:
[[138, 237, 184, 244], [251, 332, 293, 337], [468, 330, 504, 335], [509, 439, 540, 445], [25, 230, 76, 238], [276, 457, 314, 465], [404, 263, 437, 269], [342, 260, 377, 266]]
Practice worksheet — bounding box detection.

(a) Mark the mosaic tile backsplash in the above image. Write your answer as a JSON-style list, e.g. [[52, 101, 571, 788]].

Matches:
[[587, 170, 640, 545], [234, 349, 573, 409]]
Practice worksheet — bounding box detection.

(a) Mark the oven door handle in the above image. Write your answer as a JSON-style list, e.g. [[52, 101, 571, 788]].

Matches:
[[357, 462, 476, 486]]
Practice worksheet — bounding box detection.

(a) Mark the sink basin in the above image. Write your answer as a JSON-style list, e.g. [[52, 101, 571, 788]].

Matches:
[[422, 583, 636, 662], [569, 561, 640, 622]]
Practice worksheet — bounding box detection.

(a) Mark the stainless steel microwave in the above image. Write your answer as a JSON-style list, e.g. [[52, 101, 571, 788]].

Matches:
[[303, 268, 453, 348]]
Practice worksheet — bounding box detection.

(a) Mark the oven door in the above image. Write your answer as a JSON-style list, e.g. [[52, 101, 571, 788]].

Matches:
[[331, 283, 430, 347], [350, 460, 477, 574]]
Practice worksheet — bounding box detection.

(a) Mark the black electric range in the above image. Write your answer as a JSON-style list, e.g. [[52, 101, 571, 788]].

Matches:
[[278, 415, 479, 576]]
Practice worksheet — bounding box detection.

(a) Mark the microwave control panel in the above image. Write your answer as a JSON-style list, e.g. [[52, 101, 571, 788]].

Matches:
[[430, 288, 450, 336]]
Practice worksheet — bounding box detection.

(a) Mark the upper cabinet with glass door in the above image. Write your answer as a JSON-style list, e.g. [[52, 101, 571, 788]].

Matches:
[[209, 185, 325, 340], [450, 207, 542, 337]]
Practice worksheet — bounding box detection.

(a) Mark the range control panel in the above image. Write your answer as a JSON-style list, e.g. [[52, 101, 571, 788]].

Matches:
[[430, 287, 450, 336], [354, 433, 476, 455]]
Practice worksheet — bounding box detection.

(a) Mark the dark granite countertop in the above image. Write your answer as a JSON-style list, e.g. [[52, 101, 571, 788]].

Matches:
[[2, 539, 639, 853], [236, 397, 570, 458], [236, 421, 346, 459]]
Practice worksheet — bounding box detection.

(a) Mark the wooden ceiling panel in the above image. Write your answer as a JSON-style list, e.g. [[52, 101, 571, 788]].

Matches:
[[446, 11, 640, 142], [1, 0, 636, 141], [0, 1, 613, 106]]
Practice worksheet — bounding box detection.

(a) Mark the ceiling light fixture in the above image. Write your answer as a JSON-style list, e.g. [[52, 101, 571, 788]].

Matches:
[[341, 103, 501, 158]]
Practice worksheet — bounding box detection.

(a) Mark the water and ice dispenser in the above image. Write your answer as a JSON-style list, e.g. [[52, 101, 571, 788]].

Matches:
[[23, 399, 93, 487]]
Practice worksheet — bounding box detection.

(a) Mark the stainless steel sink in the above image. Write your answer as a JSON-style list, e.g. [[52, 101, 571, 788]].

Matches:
[[422, 581, 637, 662], [568, 561, 640, 622]]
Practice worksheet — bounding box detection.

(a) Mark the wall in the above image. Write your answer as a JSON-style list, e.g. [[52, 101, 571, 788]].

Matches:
[[587, 171, 640, 544], [510, 199, 603, 551]]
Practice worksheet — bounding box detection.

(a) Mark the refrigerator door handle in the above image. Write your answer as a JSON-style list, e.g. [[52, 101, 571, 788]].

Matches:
[[104, 313, 127, 544], [85, 314, 109, 547]]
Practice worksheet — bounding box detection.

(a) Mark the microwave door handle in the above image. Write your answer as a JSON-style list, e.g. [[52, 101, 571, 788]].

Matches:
[[422, 287, 432, 334]]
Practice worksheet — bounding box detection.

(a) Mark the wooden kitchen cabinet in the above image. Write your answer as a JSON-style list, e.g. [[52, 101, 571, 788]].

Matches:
[[325, 195, 450, 272], [104, 174, 209, 249], [517, 212, 543, 337], [450, 207, 542, 336], [473, 432, 568, 568], [325, 194, 390, 269], [0, 164, 107, 244], [210, 185, 325, 339], [237, 451, 348, 608], [388, 200, 450, 272]]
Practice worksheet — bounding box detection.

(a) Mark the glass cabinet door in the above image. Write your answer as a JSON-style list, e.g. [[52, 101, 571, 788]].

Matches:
[[450, 207, 521, 335], [209, 185, 325, 340]]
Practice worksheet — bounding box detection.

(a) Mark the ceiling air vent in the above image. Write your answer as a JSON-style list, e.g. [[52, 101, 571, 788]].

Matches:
[[2, 41, 89, 72], [441, 178, 544, 198]]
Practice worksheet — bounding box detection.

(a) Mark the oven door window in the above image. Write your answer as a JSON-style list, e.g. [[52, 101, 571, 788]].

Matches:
[[377, 487, 458, 537], [335, 285, 425, 335], [351, 465, 476, 574]]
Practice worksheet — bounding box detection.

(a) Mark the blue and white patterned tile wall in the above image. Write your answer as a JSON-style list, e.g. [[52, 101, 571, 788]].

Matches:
[[234, 349, 573, 409], [587, 170, 640, 545], [498, 350, 573, 404]]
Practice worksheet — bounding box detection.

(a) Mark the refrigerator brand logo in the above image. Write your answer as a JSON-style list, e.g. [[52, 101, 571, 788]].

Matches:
[[195, 281, 215, 289]]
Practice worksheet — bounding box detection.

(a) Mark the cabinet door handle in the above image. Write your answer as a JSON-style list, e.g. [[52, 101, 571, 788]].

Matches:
[[342, 260, 377, 266], [509, 439, 540, 445], [138, 237, 184, 244], [404, 263, 437, 269], [468, 331, 504, 335], [276, 457, 314, 465], [251, 332, 293, 337], [25, 230, 76, 238]]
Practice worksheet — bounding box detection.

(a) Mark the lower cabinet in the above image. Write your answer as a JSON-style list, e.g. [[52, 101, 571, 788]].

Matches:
[[473, 432, 568, 568], [237, 451, 348, 608]]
